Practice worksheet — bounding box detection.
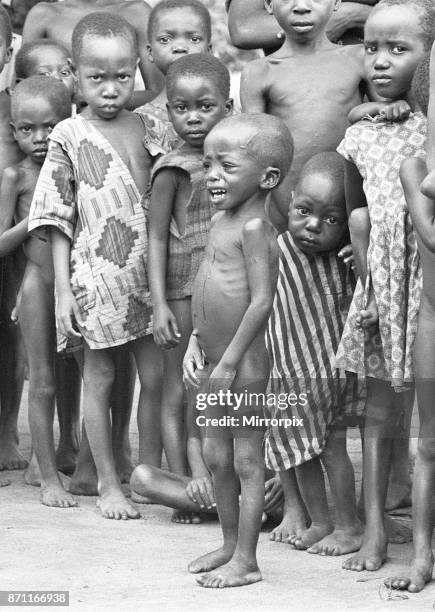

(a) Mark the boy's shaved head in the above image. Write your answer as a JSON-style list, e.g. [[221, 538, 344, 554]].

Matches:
[[298, 152, 345, 206], [15, 40, 70, 80], [11, 75, 71, 121], [148, 0, 212, 41], [374, 0, 435, 50], [209, 113, 294, 181], [71, 12, 138, 64], [0, 5, 12, 48], [167, 53, 230, 99], [412, 52, 430, 115]]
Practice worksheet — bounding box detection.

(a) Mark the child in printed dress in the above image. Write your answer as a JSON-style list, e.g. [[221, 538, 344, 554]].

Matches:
[[0, 5, 27, 476], [183, 113, 292, 587], [336, 0, 433, 571], [266, 152, 364, 556], [385, 51, 434, 594], [0, 76, 76, 505], [148, 54, 232, 508], [28, 13, 165, 519]]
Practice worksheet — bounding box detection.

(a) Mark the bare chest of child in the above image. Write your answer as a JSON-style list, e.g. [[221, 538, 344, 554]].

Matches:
[[192, 214, 253, 363], [89, 113, 153, 194], [0, 93, 23, 179]]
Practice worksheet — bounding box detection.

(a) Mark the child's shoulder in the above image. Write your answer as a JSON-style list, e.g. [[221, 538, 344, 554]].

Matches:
[[241, 216, 277, 243], [152, 147, 203, 178], [26, 1, 60, 22], [1, 163, 23, 185], [241, 55, 271, 79]]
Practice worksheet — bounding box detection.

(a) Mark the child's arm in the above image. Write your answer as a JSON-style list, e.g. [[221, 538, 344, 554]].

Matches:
[[148, 168, 182, 348], [401, 157, 435, 252], [22, 3, 49, 40], [344, 159, 370, 284], [227, 0, 281, 50], [348, 100, 411, 124], [240, 59, 268, 113], [51, 228, 82, 339], [0, 167, 28, 258], [326, 1, 375, 42], [420, 42, 435, 197], [209, 219, 277, 392]]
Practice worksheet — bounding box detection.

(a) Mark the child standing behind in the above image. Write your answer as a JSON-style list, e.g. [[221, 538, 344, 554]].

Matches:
[[148, 53, 233, 492], [183, 113, 293, 588], [336, 0, 433, 572], [28, 13, 164, 519]]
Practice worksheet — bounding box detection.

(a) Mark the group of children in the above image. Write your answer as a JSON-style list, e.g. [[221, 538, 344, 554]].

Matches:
[[0, 0, 434, 593]]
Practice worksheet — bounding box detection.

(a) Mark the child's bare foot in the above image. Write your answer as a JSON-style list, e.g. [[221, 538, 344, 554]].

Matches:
[[130, 490, 154, 504], [96, 490, 140, 520], [385, 515, 412, 543], [342, 531, 387, 571], [0, 478, 10, 486], [196, 559, 262, 588], [172, 510, 202, 524], [269, 513, 306, 543], [188, 547, 234, 573], [307, 525, 363, 556], [69, 461, 98, 496], [385, 482, 411, 512], [40, 482, 78, 508], [0, 436, 28, 471], [288, 522, 333, 550], [385, 553, 434, 593], [55, 445, 78, 476], [24, 455, 71, 488]]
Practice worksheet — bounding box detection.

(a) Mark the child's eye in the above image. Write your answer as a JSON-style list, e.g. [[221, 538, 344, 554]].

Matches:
[[201, 103, 213, 111], [174, 104, 186, 112], [223, 162, 235, 170], [392, 45, 406, 54], [203, 161, 210, 170], [90, 75, 102, 82], [296, 207, 309, 216], [325, 216, 338, 225], [118, 74, 130, 82], [19, 126, 31, 134], [364, 44, 377, 54], [61, 69, 72, 77], [191, 36, 202, 43], [158, 36, 170, 44]]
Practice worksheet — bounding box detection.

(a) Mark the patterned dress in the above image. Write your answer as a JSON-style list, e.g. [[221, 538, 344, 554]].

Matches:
[[336, 113, 426, 390], [150, 148, 213, 300], [265, 232, 364, 471], [135, 101, 180, 152], [28, 114, 166, 351]]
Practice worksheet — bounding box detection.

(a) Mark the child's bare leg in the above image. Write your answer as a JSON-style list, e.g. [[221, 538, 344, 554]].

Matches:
[[82, 345, 138, 519], [343, 380, 410, 571], [386, 319, 435, 592], [198, 432, 264, 588], [111, 348, 136, 482], [55, 355, 81, 475], [20, 272, 76, 507], [189, 436, 239, 574], [309, 427, 363, 555], [386, 403, 412, 511], [290, 457, 333, 550], [161, 299, 192, 479], [0, 323, 27, 470], [269, 469, 307, 542]]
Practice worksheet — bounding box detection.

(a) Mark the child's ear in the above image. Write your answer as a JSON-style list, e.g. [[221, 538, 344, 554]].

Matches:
[[146, 44, 154, 63], [264, 0, 273, 15], [5, 46, 12, 65], [224, 98, 234, 116], [333, 0, 342, 11], [260, 166, 281, 190], [10, 121, 17, 141], [207, 43, 213, 53], [68, 57, 76, 76]]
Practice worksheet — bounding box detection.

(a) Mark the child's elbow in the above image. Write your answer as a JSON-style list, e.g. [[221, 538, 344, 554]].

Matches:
[[348, 208, 370, 239], [228, 21, 254, 49]]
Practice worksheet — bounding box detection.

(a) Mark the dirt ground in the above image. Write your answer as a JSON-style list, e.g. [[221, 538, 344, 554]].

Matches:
[[1, 383, 434, 612]]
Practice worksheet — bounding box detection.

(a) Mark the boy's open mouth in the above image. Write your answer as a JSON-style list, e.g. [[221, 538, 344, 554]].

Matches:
[[208, 188, 227, 204]]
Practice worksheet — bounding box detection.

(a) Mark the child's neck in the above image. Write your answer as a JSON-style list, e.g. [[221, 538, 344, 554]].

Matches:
[[180, 141, 203, 155], [225, 193, 269, 219], [278, 31, 335, 56]]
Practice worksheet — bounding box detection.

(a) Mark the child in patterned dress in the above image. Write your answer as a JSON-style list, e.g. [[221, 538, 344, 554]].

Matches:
[[28, 13, 165, 519], [336, 0, 433, 572], [147, 54, 233, 513]]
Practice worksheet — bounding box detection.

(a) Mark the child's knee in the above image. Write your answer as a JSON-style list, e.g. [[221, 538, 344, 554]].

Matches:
[[130, 464, 155, 495], [234, 452, 263, 481], [30, 379, 56, 403], [84, 361, 115, 391], [417, 437, 435, 463], [203, 440, 232, 473]]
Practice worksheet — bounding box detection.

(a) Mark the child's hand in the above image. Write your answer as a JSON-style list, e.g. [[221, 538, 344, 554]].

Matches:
[[208, 362, 237, 394], [182, 333, 204, 388], [338, 244, 355, 270], [56, 290, 83, 338], [264, 475, 283, 513], [185, 476, 215, 510], [378, 100, 411, 122], [153, 303, 181, 348], [420, 169, 435, 200]]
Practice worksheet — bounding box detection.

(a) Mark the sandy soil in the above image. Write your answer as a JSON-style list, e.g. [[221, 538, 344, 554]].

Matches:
[[1, 383, 434, 612]]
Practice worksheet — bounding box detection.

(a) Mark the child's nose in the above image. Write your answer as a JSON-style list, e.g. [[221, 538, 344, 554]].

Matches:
[[374, 51, 390, 69], [172, 41, 188, 55], [103, 82, 118, 97], [306, 217, 321, 233], [187, 111, 201, 124], [33, 128, 48, 142], [292, 0, 310, 14]]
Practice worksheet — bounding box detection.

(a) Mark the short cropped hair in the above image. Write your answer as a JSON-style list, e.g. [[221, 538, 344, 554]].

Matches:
[[208, 113, 293, 182], [167, 53, 230, 100], [71, 12, 138, 64], [148, 0, 211, 41], [11, 75, 71, 121], [15, 40, 70, 80], [298, 152, 345, 206], [412, 53, 430, 115], [374, 0, 435, 50], [0, 5, 12, 48]]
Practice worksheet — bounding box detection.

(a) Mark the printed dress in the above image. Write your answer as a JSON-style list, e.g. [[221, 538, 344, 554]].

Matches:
[[135, 101, 180, 152], [150, 148, 213, 300], [265, 232, 364, 471], [28, 114, 165, 351], [336, 113, 426, 390]]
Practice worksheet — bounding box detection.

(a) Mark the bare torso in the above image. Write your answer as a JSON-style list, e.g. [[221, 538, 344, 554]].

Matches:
[[0, 92, 23, 181]]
